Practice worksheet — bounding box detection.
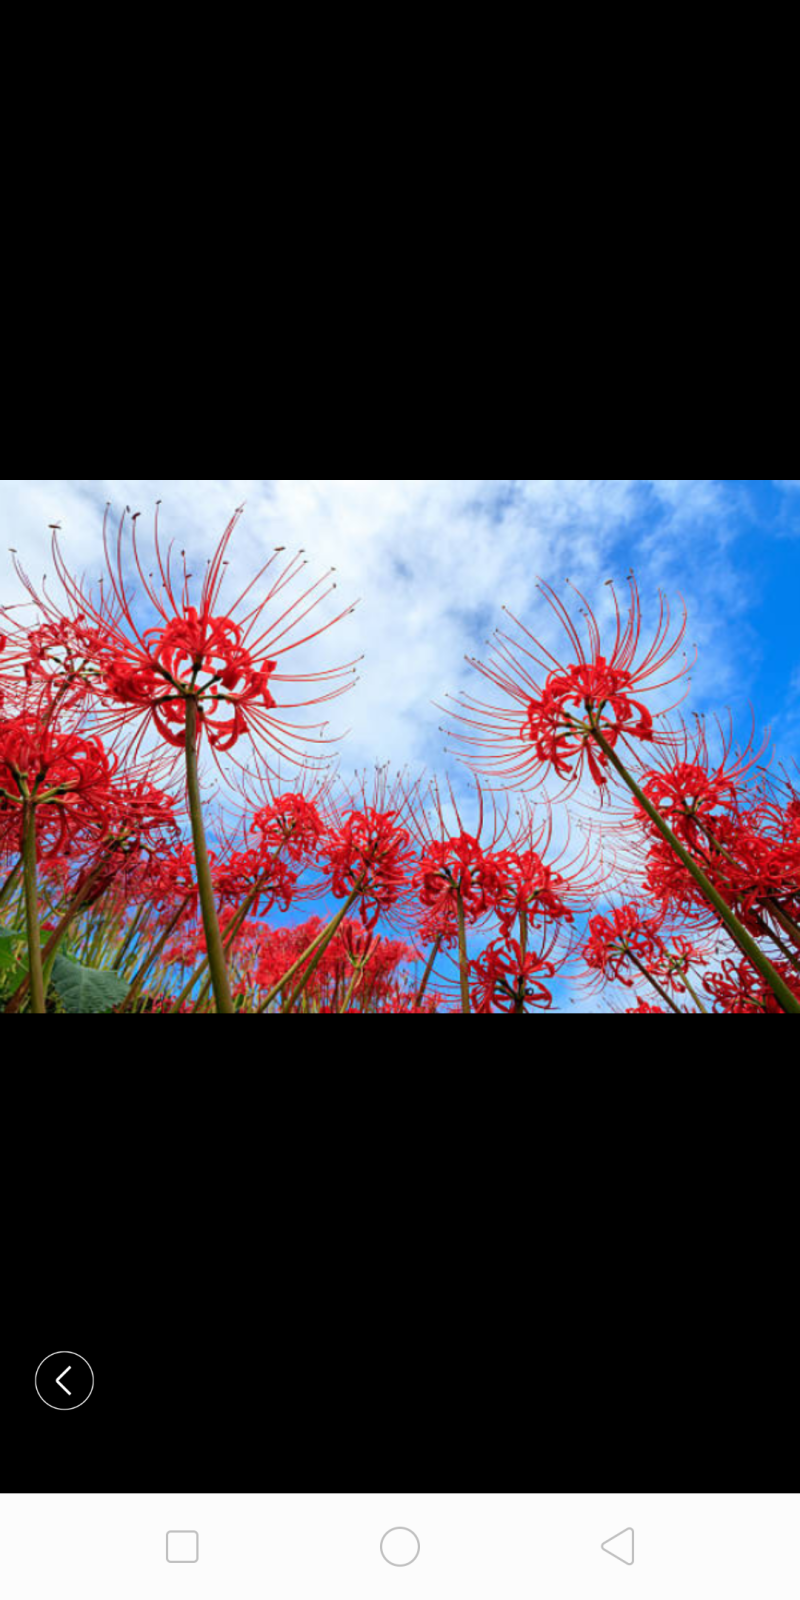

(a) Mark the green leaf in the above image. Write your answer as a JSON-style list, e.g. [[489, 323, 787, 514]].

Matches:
[[50, 955, 130, 1015], [0, 926, 24, 971]]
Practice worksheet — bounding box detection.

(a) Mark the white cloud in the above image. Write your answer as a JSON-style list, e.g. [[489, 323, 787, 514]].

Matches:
[[0, 478, 755, 788]]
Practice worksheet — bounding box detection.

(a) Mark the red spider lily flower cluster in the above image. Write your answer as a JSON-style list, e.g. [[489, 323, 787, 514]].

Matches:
[[633, 732, 800, 950], [703, 956, 800, 1015], [445, 576, 692, 795], [212, 850, 298, 916], [102, 607, 279, 752], [493, 847, 576, 939], [250, 792, 327, 864], [414, 834, 502, 925], [322, 807, 417, 930], [0, 704, 119, 855], [407, 777, 515, 932], [5, 505, 359, 772], [2, 509, 799, 1018], [581, 904, 667, 989], [469, 937, 556, 1013]]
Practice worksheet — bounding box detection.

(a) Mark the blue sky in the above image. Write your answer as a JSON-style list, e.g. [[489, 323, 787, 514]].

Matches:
[[2, 480, 798, 1008], [3, 477, 798, 772]]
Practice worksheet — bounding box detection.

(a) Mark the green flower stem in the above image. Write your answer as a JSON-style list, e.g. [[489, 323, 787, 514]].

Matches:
[[763, 897, 800, 951], [0, 857, 22, 912], [415, 935, 442, 1008], [680, 971, 709, 1015], [184, 698, 234, 1015], [692, 819, 800, 963], [5, 853, 111, 1014], [340, 965, 365, 1014], [180, 848, 286, 1014], [21, 804, 45, 1015], [254, 874, 366, 1015], [752, 914, 800, 973], [281, 875, 368, 1015], [591, 726, 800, 1015], [112, 901, 151, 971], [125, 894, 193, 1010], [626, 949, 684, 1015], [456, 889, 471, 1013]]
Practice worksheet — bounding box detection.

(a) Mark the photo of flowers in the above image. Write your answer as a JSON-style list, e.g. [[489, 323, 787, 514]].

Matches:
[[2, 479, 798, 1014]]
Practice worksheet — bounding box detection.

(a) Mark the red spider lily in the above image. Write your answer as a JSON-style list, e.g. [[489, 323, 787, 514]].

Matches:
[[581, 903, 667, 989], [625, 999, 666, 1013], [143, 842, 202, 914], [643, 803, 800, 948], [642, 834, 718, 925], [469, 937, 556, 1013], [9, 505, 359, 771], [642, 762, 740, 844], [493, 849, 575, 938], [250, 791, 327, 865], [322, 919, 421, 1010], [414, 833, 502, 924], [606, 716, 800, 949], [213, 849, 298, 915], [412, 904, 461, 951], [48, 772, 182, 909], [405, 774, 516, 856], [406, 776, 515, 927], [5, 504, 362, 1017], [338, 919, 380, 970], [658, 935, 708, 993], [317, 765, 424, 935], [490, 798, 608, 944], [444, 575, 692, 794], [404, 775, 528, 1011], [0, 709, 119, 856], [322, 807, 417, 930], [249, 917, 326, 997], [214, 914, 424, 1013], [380, 991, 443, 1014], [703, 956, 800, 1014], [633, 714, 769, 844]]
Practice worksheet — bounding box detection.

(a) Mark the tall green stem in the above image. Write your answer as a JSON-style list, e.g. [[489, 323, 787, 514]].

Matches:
[[591, 726, 800, 1015], [415, 935, 442, 1008], [126, 895, 192, 1009], [763, 898, 800, 951], [0, 857, 23, 912], [680, 971, 709, 1015], [456, 890, 471, 1013], [340, 965, 365, 1014], [255, 873, 367, 1015], [626, 949, 683, 1015], [281, 876, 367, 1014], [184, 698, 234, 1015], [5, 853, 111, 1014], [177, 849, 285, 1013], [113, 901, 151, 971], [21, 804, 45, 1015]]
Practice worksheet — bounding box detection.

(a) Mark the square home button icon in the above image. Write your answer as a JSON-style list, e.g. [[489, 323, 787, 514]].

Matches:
[[167, 1531, 199, 1563]]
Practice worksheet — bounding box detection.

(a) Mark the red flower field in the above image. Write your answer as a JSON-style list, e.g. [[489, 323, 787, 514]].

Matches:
[[2, 510, 798, 1015]]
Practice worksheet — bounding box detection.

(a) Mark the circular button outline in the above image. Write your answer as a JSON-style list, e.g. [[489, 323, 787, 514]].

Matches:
[[380, 1527, 421, 1567], [34, 1350, 94, 1411]]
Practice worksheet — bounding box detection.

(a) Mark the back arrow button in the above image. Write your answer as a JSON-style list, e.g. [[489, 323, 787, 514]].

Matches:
[[35, 1351, 94, 1411]]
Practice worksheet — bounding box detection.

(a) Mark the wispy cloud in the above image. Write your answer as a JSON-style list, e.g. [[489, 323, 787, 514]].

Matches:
[[0, 478, 764, 783]]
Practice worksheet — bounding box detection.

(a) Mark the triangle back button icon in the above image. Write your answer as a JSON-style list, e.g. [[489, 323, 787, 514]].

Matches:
[[602, 1528, 634, 1566]]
